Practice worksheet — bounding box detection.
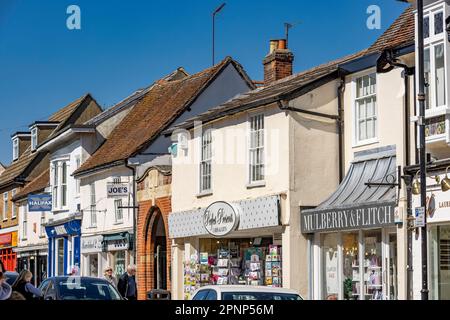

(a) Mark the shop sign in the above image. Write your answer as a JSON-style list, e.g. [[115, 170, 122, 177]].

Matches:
[[415, 207, 426, 228], [0, 231, 17, 248], [301, 202, 396, 234], [203, 201, 240, 237], [81, 235, 103, 254], [54, 225, 68, 236], [28, 194, 52, 212], [107, 183, 129, 198]]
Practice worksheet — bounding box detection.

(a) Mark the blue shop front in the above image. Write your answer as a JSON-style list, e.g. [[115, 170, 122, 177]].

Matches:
[[45, 218, 81, 277]]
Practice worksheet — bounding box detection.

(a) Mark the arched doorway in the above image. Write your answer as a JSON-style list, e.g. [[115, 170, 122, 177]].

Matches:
[[151, 212, 167, 290]]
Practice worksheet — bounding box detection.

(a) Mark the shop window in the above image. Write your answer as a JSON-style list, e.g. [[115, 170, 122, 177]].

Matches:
[[199, 129, 212, 193], [321, 234, 339, 300], [354, 73, 377, 144], [89, 254, 99, 277], [57, 238, 65, 276], [342, 232, 359, 300], [248, 114, 265, 184], [430, 225, 450, 300], [362, 230, 383, 300], [113, 251, 126, 278]]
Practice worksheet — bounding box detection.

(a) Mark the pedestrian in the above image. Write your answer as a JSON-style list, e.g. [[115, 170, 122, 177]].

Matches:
[[117, 265, 137, 300], [103, 266, 117, 287], [0, 259, 12, 301], [12, 270, 43, 300]]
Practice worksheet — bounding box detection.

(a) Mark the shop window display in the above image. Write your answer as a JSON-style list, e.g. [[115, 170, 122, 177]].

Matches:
[[183, 238, 282, 300], [342, 232, 359, 300], [322, 234, 339, 300], [362, 231, 382, 300], [430, 225, 450, 300]]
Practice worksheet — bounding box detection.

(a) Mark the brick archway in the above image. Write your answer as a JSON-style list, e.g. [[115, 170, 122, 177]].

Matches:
[[137, 198, 171, 300]]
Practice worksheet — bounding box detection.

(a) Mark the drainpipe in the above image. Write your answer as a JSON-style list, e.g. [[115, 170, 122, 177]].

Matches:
[[337, 76, 345, 182], [384, 51, 415, 300], [125, 163, 137, 264]]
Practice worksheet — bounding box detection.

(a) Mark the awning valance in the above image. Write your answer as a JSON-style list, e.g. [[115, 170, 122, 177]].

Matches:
[[301, 146, 398, 234]]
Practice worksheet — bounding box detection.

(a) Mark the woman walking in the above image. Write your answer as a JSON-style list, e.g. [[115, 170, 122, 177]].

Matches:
[[12, 270, 43, 300], [103, 266, 117, 287]]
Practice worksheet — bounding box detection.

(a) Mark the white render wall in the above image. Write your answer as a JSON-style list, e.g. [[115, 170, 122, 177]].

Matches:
[[79, 166, 134, 236], [17, 201, 48, 248]]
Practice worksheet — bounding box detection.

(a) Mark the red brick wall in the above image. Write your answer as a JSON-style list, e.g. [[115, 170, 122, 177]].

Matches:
[[136, 196, 172, 300]]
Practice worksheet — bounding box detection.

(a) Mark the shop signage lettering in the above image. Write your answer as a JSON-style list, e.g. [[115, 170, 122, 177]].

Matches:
[[54, 225, 68, 236], [28, 194, 52, 212], [0, 231, 17, 248], [203, 201, 240, 237], [81, 236, 103, 254], [106, 239, 129, 251], [301, 202, 396, 234], [107, 183, 129, 198]]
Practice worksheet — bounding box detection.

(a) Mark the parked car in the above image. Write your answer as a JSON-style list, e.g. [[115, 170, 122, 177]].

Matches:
[[3, 271, 19, 287], [191, 285, 303, 301], [38, 276, 123, 300]]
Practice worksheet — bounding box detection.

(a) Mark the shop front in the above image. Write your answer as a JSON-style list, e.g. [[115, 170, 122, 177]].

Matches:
[[15, 245, 48, 286], [302, 147, 400, 300], [0, 230, 18, 271], [81, 234, 104, 278], [169, 195, 283, 300], [45, 218, 81, 277], [103, 231, 134, 279], [409, 162, 450, 300]]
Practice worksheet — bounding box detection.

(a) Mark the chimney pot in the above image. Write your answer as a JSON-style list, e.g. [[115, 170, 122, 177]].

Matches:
[[278, 39, 287, 50], [269, 40, 279, 54]]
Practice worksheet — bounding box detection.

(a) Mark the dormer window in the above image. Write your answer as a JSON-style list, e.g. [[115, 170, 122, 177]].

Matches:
[[31, 127, 38, 151], [12, 138, 19, 160]]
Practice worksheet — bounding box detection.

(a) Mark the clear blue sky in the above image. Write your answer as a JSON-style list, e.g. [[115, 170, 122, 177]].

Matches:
[[0, 0, 409, 165]]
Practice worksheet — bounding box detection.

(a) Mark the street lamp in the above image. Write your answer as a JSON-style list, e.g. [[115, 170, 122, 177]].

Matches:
[[212, 2, 226, 66]]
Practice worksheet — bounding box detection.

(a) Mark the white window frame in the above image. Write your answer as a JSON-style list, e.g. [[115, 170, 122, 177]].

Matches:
[[90, 182, 97, 228], [247, 113, 265, 186], [113, 177, 121, 184], [352, 69, 378, 147], [3, 192, 8, 221], [31, 127, 38, 151], [22, 204, 28, 240], [12, 138, 19, 161], [75, 156, 81, 196], [11, 189, 17, 219], [199, 129, 213, 194], [418, 3, 448, 116], [114, 199, 123, 224], [51, 159, 69, 211]]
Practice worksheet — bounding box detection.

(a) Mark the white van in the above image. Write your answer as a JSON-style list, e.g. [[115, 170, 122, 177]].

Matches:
[[191, 285, 303, 301]]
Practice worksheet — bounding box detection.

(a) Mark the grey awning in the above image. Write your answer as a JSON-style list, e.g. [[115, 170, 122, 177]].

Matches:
[[301, 146, 398, 234]]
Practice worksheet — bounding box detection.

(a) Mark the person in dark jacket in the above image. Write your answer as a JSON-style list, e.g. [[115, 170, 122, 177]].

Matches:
[[117, 265, 137, 300], [12, 270, 42, 300]]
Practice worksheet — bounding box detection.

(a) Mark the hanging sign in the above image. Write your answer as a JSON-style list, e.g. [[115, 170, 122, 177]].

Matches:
[[28, 194, 52, 212], [107, 183, 129, 198], [415, 207, 426, 228], [203, 201, 240, 237]]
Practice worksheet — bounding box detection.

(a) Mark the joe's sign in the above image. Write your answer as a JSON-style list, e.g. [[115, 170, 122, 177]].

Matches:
[[107, 183, 129, 198], [28, 194, 52, 212], [203, 201, 240, 237]]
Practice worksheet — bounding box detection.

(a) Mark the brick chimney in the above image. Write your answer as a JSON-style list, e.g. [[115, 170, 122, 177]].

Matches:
[[263, 39, 294, 85]]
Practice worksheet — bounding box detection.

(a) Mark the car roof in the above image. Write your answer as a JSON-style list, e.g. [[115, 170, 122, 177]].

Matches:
[[46, 276, 109, 282], [196, 285, 301, 295]]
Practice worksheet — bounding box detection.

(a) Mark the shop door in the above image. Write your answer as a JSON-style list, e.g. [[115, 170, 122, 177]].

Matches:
[[384, 231, 398, 300], [152, 213, 167, 290]]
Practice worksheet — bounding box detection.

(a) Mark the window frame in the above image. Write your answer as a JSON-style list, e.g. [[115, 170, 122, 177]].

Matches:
[[247, 113, 265, 186], [40, 213, 46, 238], [352, 69, 379, 147], [90, 182, 97, 228], [199, 128, 213, 194], [2, 192, 8, 221], [51, 159, 69, 211], [31, 127, 38, 151], [22, 203, 28, 240], [114, 199, 123, 224], [12, 138, 19, 161], [11, 189, 17, 219]]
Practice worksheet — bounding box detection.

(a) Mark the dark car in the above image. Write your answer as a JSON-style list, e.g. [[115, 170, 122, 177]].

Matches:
[[38, 276, 123, 300], [3, 271, 19, 286]]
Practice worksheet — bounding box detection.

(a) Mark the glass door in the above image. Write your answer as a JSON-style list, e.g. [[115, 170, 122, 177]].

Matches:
[[385, 230, 398, 300]]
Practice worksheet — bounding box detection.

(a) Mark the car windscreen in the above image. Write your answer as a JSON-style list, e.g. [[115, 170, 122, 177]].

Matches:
[[57, 279, 122, 300], [222, 292, 302, 301]]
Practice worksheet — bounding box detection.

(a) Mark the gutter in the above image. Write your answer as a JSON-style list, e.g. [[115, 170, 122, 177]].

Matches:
[[125, 162, 138, 263], [337, 76, 345, 182]]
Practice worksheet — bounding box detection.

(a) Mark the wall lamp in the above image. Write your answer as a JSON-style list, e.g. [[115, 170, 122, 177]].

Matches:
[[411, 167, 450, 195]]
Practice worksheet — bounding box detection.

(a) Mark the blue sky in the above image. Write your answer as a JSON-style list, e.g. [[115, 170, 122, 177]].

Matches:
[[0, 0, 409, 165]]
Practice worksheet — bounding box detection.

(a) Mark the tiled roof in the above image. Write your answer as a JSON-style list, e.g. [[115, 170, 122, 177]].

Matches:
[[168, 50, 367, 132], [0, 94, 90, 189], [75, 57, 249, 176], [367, 6, 414, 53], [13, 168, 49, 201]]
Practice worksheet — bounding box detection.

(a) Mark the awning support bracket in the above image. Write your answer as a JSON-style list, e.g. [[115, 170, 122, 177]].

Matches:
[[365, 165, 402, 190]]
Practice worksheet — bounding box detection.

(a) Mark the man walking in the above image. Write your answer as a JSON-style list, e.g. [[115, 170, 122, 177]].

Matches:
[[117, 265, 137, 300]]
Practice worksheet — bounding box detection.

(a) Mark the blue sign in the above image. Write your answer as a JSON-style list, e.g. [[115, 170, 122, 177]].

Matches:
[[28, 194, 52, 212]]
